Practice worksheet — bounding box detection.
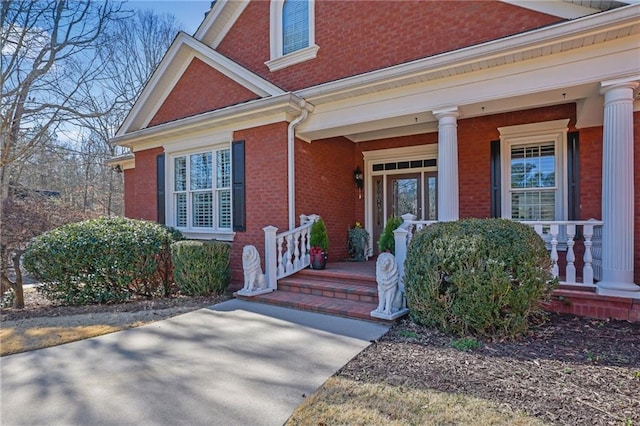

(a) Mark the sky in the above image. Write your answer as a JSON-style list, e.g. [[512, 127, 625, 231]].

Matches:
[[127, 1, 212, 34]]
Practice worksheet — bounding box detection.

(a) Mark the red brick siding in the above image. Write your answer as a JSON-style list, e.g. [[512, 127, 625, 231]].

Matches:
[[149, 58, 259, 127], [126, 147, 164, 221], [457, 103, 577, 218], [217, 1, 563, 91], [230, 122, 290, 282], [123, 168, 136, 218], [295, 136, 355, 261], [577, 126, 603, 221]]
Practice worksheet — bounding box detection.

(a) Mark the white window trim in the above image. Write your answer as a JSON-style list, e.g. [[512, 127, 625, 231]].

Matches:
[[166, 144, 235, 241], [498, 119, 570, 221], [266, 0, 318, 72]]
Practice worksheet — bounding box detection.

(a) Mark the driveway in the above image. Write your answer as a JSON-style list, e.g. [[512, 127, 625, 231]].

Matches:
[[0, 299, 388, 426]]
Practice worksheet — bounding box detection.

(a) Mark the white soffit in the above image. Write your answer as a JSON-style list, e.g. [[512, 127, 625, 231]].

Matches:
[[115, 32, 284, 137], [501, 0, 622, 18]]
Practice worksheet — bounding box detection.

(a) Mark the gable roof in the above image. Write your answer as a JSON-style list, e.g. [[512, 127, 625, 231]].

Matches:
[[116, 31, 284, 137]]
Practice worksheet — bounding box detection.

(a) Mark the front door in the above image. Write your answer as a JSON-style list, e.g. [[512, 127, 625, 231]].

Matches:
[[372, 172, 437, 254]]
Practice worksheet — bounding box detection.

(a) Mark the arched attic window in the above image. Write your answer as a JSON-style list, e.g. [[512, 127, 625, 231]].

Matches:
[[266, 0, 318, 72]]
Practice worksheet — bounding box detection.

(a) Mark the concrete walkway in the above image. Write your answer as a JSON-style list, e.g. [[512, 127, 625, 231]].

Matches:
[[0, 300, 388, 426]]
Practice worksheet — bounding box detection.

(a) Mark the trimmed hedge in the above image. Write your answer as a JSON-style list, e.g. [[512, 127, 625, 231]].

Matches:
[[404, 218, 555, 339], [172, 240, 231, 296], [23, 217, 181, 305]]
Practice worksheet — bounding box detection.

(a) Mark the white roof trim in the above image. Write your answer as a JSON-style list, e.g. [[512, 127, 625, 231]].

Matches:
[[501, 0, 605, 18], [296, 4, 640, 104], [112, 93, 312, 149], [194, 0, 249, 48], [116, 32, 284, 137]]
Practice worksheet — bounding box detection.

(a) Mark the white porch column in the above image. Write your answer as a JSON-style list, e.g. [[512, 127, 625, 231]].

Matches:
[[597, 79, 640, 298], [434, 107, 459, 221]]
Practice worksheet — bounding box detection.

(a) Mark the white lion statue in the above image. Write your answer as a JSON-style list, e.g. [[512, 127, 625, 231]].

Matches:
[[242, 245, 266, 292], [374, 252, 403, 315]]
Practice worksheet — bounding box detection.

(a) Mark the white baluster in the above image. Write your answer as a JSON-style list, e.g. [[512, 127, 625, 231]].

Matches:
[[285, 234, 294, 273], [565, 224, 576, 284], [293, 231, 301, 269], [276, 236, 285, 277], [534, 224, 543, 237], [582, 224, 594, 285], [303, 228, 310, 265], [550, 224, 559, 279]]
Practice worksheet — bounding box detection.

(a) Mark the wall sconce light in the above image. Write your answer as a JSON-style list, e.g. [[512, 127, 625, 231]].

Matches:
[[353, 166, 364, 199]]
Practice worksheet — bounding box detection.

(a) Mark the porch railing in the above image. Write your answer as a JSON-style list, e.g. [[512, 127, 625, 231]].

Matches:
[[394, 214, 604, 289], [263, 214, 319, 290]]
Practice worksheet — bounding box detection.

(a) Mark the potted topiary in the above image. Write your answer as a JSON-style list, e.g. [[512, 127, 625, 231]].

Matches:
[[309, 218, 329, 270], [377, 216, 403, 254]]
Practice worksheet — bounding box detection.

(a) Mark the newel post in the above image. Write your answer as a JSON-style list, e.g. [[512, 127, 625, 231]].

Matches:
[[263, 225, 278, 290], [393, 227, 409, 284]]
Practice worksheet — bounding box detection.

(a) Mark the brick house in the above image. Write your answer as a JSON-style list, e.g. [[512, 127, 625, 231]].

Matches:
[[110, 0, 640, 318]]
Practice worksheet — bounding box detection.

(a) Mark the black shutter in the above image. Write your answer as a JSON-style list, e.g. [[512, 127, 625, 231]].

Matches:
[[567, 131, 580, 221], [156, 153, 165, 224], [232, 140, 246, 232], [490, 140, 501, 218]]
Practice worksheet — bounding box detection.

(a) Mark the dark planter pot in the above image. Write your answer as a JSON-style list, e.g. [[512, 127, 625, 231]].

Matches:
[[310, 251, 328, 270]]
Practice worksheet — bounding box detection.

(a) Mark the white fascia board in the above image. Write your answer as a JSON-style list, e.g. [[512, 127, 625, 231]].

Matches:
[[500, 0, 603, 19], [194, 0, 249, 47], [111, 93, 310, 151], [297, 37, 638, 140], [106, 154, 135, 170], [295, 4, 640, 104], [116, 32, 284, 137]]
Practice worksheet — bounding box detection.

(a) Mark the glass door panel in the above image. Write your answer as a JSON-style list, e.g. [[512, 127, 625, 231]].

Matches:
[[388, 173, 421, 219]]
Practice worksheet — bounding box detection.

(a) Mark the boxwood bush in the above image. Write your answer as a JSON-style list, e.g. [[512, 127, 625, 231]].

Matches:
[[404, 218, 555, 339], [23, 217, 181, 305], [172, 240, 231, 296]]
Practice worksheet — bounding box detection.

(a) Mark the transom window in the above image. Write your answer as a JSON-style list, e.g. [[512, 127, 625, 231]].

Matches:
[[173, 149, 231, 230]]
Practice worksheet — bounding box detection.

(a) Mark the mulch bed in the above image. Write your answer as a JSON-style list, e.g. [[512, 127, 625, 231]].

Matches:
[[339, 314, 640, 425]]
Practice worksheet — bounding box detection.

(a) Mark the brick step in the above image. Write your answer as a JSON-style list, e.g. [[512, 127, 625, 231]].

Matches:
[[237, 290, 383, 322], [277, 276, 378, 304], [295, 267, 377, 285]]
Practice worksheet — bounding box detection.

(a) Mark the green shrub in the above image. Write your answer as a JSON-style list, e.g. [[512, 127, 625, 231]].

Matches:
[[172, 240, 231, 296], [378, 216, 402, 254], [404, 218, 555, 339], [310, 218, 329, 253], [23, 217, 180, 305]]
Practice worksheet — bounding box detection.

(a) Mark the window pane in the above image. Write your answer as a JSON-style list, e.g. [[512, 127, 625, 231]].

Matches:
[[393, 178, 418, 217], [511, 190, 555, 220], [192, 192, 213, 228], [283, 0, 309, 55], [216, 149, 230, 188], [176, 193, 187, 227], [174, 157, 186, 191], [218, 189, 231, 229], [190, 152, 212, 190], [427, 176, 437, 220], [511, 143, 555, 189]]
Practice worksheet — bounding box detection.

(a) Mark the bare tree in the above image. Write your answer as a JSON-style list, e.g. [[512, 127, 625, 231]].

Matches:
[[0, 1, 132, 198]]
